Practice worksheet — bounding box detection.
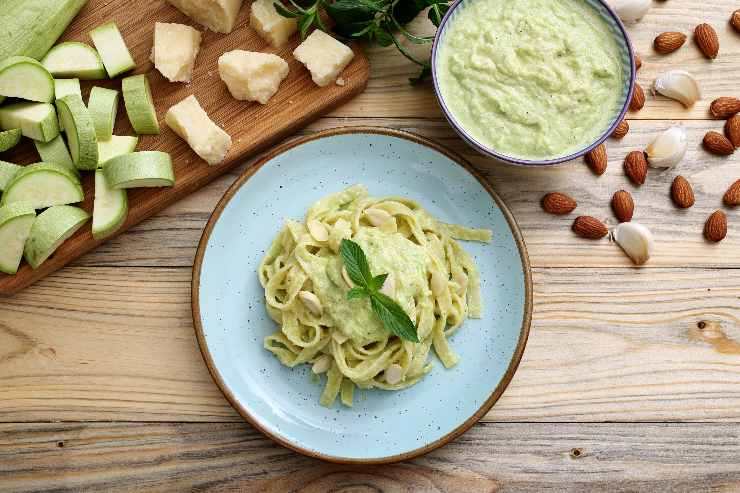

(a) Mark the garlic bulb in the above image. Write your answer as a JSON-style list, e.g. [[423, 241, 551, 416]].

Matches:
[[646, 126, 688, 169], [608, 0, 651, 22], [654, 70, 701, 107], [613, 222, 654, 265]]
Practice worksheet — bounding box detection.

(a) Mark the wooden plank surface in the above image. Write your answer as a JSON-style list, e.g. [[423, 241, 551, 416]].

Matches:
[[1, 266, 738, 423], [0, 0, 370, 295], [1, 422, 739, 492], [333, 1, 740, 120], [61, 118, 740, 269]]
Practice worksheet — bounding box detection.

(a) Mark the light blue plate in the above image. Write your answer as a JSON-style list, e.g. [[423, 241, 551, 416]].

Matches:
[[192, 128, 532, 464]]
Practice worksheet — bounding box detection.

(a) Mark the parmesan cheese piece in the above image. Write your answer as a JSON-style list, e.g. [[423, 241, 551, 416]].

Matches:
[[151, 22, 202, 83], [164, 0, 243, 34], [249, 0, 298, 47], [165, 95, 232, 165], [293, 30, 354, 87], [218, 50, 288, 104]]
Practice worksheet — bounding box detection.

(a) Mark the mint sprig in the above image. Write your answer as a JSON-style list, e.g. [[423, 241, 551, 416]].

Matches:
[[339, 239, 419, 342]]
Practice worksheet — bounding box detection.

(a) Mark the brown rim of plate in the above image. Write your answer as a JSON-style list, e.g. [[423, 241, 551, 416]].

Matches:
[[191, 126, 533, 465]]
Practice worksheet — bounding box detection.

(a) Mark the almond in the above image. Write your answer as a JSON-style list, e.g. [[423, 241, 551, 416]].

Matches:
[[725, 114, 740, 148], [542, 192, 577, 215], [630, 83, 646, 111], [611, 190, 635, 222], [723, 179, 740, 206], [624, 151, 648, 185], [703, 131, 735, 156], [732, 10, 740, 33], [572, 216, 608, 240], [584, 143, 607, 175], [694, 23, 719, 59], [704, 210, 727, 242], [670, 175, 695, 208], [634, 54, 642, 71], [709, 97, 740, 119], [611, 119, 629, 139], [654, 32, 687, 54]]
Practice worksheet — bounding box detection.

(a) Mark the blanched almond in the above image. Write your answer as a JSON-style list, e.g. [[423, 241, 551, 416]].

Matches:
[[298, 290, 323, 316], [312, 354, 332, 374], [364, 207, 393, 227], [385, 363, 403, 384], [307, 219, 329, 242]]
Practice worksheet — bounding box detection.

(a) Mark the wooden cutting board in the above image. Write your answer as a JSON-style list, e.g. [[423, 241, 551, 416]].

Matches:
[[0, 0, 370, 295]]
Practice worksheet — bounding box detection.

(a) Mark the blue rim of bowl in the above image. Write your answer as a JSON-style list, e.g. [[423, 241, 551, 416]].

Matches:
[[191, 126, 533, 464], [431, 0, 636, 166]]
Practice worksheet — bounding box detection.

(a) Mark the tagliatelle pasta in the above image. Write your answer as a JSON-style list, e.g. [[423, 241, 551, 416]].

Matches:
[[259, 185, 491, 407]]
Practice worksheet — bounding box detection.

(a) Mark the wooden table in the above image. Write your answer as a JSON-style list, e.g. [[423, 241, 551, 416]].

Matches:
[[2, 2, 739, 491]]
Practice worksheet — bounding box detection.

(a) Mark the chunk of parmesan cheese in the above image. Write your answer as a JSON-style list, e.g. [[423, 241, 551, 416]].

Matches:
[[218, 50, 288, 104], [151, 23, 202, 83], [165, 95, 232, 165], [249, 0, 298, 47], [293, 30, 354, 87], [164, 0, 243, 33]]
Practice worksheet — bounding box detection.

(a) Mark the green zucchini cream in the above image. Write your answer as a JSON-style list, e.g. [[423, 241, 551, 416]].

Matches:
[[437, 0, 624, 160]]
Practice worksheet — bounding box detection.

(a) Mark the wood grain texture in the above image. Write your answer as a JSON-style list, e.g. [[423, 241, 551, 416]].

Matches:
[[59, 118, 740, 269], [1, 422, 739, 492], [1, 266, 738, 423], [332, 1, 740, 119], [0, 0, 370, 295]]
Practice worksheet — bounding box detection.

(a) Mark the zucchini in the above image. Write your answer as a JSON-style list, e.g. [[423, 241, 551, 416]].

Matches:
[[0, 0, 88, 61], [42, 42, 106, 80], [0, 56, 55, 103]]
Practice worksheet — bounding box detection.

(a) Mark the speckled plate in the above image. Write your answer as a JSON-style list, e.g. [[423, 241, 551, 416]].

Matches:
[[192, 127, 532, 464]]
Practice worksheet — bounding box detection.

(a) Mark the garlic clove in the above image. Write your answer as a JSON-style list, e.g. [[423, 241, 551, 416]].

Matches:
[[654, 70, 701, 107], [312, 354, 332, 374], [608, 0, 651, 22], [646, 126, 688, 169], [613, 222, 654, 265], [307, 219, 329, 242], [364, 207, 393, 227], [384, 363, 403, 384], [298, 290, 323, 316], [379, 273, 395, 297]]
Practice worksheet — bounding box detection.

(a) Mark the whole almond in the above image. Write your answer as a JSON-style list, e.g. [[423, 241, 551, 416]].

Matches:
[[704, 210, 727, 242], [585, 143, 607, 175], [703, 131, 735, 155], [634, 54, 642, 71], [624, 151, 648, 185], [654, 32, 687, 54], [611, 119, 630, 139], [670, 175, 695, 208], [611, 190, 635, 222], [725, 114, 740, 148], [630, 83, 645, 111], [732, 10, 740, 33], [710, 97, 740, 119], [572, 216, 608, 240], [694, 23, 719, 59], [542, 192, 577, 215], [723, 179, 740, 206]]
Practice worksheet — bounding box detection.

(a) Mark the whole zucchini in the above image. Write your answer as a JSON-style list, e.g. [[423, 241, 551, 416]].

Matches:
[[0, 0, 88, 61]]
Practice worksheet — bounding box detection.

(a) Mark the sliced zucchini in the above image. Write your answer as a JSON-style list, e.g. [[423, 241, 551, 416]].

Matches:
[[0, 56, 55, 103], [89, 22, 136, 78], [41, 42, 107, 80], [98, 135, 138, 166], [0, 160, 22, 191], [0, 102, 58, 142], [1, 162, 84, 209], [88, 86, 119, 140], [33, 135, 77, 174], [0, 128, 22, 152], [54, 78, 82, 100], [56, 94, 98, 170], [0, 202, 36, 274], [92, 169, 128, 240], [103, 151, 174, 188], [24, 205, 89, 269], [122, 74, 159, 134]]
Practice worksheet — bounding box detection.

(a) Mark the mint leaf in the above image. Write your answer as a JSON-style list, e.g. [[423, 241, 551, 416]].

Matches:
[[347, 287, 369, 300], [340, 239, 373, 287], [371, 292, 419, 342], [369, 273, 387, 292]]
